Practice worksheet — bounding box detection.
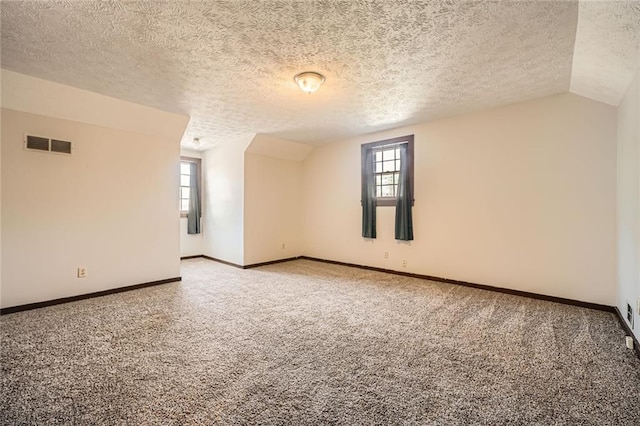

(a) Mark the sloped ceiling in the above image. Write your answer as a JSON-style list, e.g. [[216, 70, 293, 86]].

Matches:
[[571, 0, 640, 105], [1, 1, 638, 151]]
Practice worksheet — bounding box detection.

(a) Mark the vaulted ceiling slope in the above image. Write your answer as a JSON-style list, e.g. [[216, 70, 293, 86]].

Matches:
[[1, 1, 639, 150], [571, 0, 640, 106]]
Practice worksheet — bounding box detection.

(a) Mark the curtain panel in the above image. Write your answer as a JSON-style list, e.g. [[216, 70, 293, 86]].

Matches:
[[187, 161, 201, 234], [394, 143, 413, 241], [361, 147, 377, 238]]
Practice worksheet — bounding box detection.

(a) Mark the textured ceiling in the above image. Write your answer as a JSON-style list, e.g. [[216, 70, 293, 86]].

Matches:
[[0, 1, 634, 150], [571, 0, 640, 105]]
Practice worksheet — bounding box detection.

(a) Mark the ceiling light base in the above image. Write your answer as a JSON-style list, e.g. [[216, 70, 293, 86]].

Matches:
[[294, 71, 325, 94]]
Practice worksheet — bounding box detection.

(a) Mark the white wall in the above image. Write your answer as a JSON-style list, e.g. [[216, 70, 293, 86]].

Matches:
[[246, 134, 314, 162], [199, 134, 311, 266], [0, 78, 3, 295], [1, 71, 188, 308], [617, 68, 640, 339], [303, 93, 617, 305], [1, 108, 182, 308], [201, 137, 253, 265], [0, 109, 3, 295], [180, 148, 203, 257], [244, 153, 305, 264]]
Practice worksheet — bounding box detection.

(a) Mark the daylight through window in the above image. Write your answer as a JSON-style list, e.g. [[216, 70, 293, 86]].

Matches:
[[180, 161, 191, 212], [361, 135, 414, 207], [373, 146, 401, 198]]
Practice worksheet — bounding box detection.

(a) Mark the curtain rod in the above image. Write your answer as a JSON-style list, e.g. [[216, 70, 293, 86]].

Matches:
[[373, 141, 409, 150]]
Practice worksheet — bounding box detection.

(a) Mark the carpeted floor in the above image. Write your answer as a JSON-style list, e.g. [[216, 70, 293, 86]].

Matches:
[[1, 258, 639, 425]]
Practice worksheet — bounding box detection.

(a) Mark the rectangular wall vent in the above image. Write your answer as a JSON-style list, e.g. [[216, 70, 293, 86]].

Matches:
[[51, 139, 72, 154], [24, 135, 73, 155], [25, 135, 50, 151]]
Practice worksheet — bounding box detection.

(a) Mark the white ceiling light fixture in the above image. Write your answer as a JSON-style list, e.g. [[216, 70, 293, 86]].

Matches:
[[294, 71, 325, 94]]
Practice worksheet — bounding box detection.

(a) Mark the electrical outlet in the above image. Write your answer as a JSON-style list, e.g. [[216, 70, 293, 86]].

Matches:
[[77, 267, 87, 278], [402, 260, 407, 267], [628, 303, 634, 328], [626, 336, 634, 350], [384, 252, 389, 259]]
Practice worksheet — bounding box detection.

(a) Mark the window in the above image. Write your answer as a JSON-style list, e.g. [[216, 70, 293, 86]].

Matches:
[[373, 145, 401, 199], [180, 156, 201, 217], [361, 134, 415, 240], [180, 162, 191, 212], [362, 135, 414, 206]]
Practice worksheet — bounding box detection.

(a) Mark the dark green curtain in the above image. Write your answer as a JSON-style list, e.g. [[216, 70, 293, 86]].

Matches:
[[187, 162, 201, 234], [395, 143, 413, 240], [361, 147, 376, 238]]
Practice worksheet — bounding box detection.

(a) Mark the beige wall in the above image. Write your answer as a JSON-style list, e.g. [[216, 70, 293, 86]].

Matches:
[[1, 69, 187, 142], [244, 153, 304, 264], [201, 138, 252, 265], [303, 93, 617, 305], [1, 108, 181, 308], [617, 68, 640, 339]]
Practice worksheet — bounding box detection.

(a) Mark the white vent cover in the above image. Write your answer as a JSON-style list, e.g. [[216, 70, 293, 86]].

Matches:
[[24, 134, 73, 155]]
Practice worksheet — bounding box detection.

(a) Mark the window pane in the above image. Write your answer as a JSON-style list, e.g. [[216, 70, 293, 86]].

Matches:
[[381, 185, 395, 197], [396, 159, 401, 170], [383, 160, 395, 172], [181, 199, 189, 211], [383, 149, 394, 161], [181, 175, 190, 186], [181, 187, 190, 198], [375, 175, 382, 185], [375, 151, 383, 162], [376, 186, 382, 197], [180, 163, 191, 174], [375, 162, 382, 173], [394, 172, 399, 184], [382, 174, 394, 185], [395, 148, 400, 158]]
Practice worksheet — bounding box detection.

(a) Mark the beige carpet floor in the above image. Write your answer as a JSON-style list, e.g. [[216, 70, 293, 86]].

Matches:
[[1, 258, 639, 425]]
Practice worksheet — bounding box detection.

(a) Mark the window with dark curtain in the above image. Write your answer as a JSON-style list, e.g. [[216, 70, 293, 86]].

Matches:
[[180, 156, 202, 234], [361, 135, 414, 240]]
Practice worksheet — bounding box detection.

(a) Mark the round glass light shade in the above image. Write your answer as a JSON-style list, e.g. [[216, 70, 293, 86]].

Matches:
[[294, 71, 325, 94]]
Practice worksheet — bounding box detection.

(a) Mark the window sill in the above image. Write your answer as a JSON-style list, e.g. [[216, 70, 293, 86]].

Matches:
[[375, 198, 415, 207], [376, 198, 397, 206]]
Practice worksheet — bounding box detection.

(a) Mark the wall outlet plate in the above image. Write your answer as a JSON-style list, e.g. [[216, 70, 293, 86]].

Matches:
[[626, 336, 634, 350], [628, 303, 634, 328], [77, 267, 87, 278]]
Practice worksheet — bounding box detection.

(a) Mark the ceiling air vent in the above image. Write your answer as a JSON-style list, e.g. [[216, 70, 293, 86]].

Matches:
[[24, 135, 73, 155]]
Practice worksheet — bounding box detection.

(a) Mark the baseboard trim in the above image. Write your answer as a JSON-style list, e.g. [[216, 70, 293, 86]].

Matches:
[[243, 257, 301, 269], [180, 255, 203, 260], [199, 255, 302, 269], [201, 255, 244, 269], [0, 277, 182, 315], [300, 256, 615, 313], [613, 307, 640, 359]]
